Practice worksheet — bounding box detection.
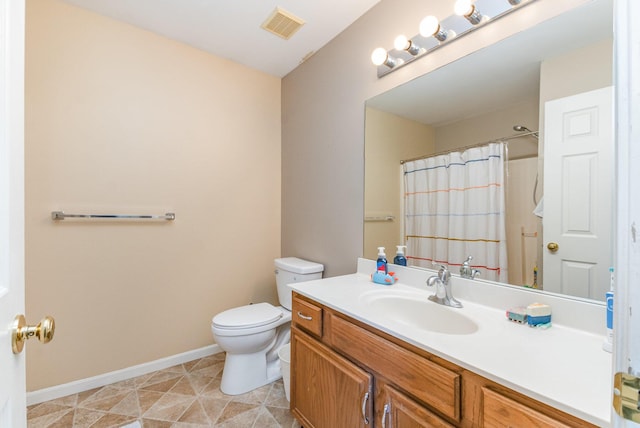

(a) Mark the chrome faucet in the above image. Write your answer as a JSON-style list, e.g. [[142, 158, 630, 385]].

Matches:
[[426, 264, 462, 308], [459, 256, 481, 280]]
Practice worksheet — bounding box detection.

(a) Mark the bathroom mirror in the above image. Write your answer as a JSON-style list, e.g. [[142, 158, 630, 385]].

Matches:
[[364, 0, 613, 302]]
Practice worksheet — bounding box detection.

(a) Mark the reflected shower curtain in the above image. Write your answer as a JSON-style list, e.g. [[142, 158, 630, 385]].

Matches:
[[403, 142, 508, 283]]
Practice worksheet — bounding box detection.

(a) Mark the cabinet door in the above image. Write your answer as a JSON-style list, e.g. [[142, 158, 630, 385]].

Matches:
[[378, 383, 455, 428], [482, 387, 573, 428], [291, 329, 373, 428]]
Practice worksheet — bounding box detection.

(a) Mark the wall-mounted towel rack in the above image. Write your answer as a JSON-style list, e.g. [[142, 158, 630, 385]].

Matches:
[[364, 215, 395, 222], [51, 211, 175, 221]]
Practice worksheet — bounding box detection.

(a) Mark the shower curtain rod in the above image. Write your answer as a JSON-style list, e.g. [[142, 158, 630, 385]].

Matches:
[[399, 130, 538, 164]]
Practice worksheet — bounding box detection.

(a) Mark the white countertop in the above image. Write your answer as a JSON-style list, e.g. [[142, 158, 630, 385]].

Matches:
[[290, 259, 612, 427]]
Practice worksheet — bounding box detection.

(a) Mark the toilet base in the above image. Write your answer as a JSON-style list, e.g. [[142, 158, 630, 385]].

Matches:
[[220, 351, 283, 395]]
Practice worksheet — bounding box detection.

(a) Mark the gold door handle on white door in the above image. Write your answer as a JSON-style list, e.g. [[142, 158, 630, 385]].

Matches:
[[11, 314, 55, 354], [547, 242, 559, 252]]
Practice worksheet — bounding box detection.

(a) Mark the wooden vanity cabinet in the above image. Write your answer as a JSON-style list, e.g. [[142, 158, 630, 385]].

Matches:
[[291, 331, 373, 428], [290, 292, 596, 428]]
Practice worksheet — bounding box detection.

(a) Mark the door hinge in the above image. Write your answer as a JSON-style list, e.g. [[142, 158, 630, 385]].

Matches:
[[614, 372, 640, 422]]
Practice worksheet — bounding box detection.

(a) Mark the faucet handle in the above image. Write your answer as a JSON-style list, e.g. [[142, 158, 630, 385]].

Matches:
[[438, 265, 451, 282], [429, 262, 451, 282]]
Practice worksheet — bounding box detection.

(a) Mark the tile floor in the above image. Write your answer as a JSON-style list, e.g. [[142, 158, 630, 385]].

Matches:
[[27, 353, 300, 427]]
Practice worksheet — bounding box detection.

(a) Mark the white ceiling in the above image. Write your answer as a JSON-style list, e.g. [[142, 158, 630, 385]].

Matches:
[[60, 0, 382, 78]]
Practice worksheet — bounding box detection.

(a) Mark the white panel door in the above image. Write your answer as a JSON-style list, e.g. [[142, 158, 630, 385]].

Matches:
[[0, 0, 26, 426], [543, 86, 614, 300]]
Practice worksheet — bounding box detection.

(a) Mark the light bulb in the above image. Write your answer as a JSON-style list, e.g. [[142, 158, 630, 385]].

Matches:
[[454, 0, 473, 16], [394, 35, 409, 51], [419, 16, 440, 37], [371, 48, 388, 66]]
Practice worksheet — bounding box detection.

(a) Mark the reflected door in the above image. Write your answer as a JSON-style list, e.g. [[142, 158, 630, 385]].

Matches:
[[0, 0, 26, 425], [543, 86, 613, 299]]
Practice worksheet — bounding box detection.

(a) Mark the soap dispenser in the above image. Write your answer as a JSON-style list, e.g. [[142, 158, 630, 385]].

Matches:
[[376, 247, 388, 274], [394, 245, 407, 266]]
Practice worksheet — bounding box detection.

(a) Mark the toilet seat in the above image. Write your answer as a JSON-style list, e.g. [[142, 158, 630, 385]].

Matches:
[[213, 302, 283, 330]]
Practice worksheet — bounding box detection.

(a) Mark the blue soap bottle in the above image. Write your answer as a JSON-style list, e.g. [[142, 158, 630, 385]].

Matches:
[[394, 245, 407, 266], [603, 267, 614, 353], [376, 247, 388, 274]]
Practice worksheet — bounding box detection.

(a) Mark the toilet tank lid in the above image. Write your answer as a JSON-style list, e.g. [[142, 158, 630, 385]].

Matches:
[[275, 257, 324, 274]]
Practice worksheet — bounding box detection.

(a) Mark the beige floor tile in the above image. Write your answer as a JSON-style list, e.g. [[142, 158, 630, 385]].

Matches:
[[177, 399, 211, 425], [139, 419, 173, 428], [198, 396, 228, 424], [142, 392, 195, 422], [136, 389, 165, 415], [215, 405, 261, 428], [26, 354, 299, 428], [71, 407, 106, 427], [108, 391, 140, 417]]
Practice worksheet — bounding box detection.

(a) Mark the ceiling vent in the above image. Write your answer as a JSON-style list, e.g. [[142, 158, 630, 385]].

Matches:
[[261, 7, 305, 40]]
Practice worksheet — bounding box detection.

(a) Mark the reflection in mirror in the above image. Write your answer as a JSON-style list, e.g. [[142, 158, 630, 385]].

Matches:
[[364, 0, 613, 302]]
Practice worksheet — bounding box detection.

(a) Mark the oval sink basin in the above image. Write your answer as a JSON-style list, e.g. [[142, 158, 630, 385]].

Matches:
[[360, 290, 479, 335]]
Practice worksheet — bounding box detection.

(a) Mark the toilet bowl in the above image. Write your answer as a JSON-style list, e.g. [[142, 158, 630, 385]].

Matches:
[[211, 257, 323, 395]]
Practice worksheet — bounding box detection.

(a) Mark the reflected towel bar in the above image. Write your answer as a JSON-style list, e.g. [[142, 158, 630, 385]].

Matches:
[[51, 211, 175, 221], [364, 215, 395, 222]]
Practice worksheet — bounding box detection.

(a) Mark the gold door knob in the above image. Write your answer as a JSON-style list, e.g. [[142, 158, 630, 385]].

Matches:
[[547, 242, 559, 253], [11, 314, 55, 354]]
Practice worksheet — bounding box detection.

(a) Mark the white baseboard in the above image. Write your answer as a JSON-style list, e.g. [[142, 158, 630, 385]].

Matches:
[[27, 344, 222, 406]]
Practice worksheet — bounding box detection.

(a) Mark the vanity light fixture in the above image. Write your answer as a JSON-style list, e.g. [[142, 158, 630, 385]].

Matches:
[[393, 34, 423, 55], [371, 47, 400, 68], [419, 15, 455, 42], [372, 0, 537, 78], [454, 0, 485, 25]]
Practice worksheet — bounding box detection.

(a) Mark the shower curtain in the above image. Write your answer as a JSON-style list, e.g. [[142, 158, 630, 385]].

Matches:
[[403, 142, 508, 283]]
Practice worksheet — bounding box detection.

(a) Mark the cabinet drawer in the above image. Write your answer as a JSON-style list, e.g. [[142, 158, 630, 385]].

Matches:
[[482, 388, 572, 428], [329, 312, 460, 422], [292, 296, 323, 338]]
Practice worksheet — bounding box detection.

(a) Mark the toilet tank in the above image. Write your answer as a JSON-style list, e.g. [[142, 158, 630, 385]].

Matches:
[[275, 257, 324, 310]]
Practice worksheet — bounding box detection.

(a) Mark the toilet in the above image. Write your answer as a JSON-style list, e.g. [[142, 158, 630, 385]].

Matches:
[[211, 257, 324, 395]]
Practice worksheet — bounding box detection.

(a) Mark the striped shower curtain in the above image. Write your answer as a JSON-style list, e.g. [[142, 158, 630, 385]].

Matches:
[[403, 142, 508, 283]]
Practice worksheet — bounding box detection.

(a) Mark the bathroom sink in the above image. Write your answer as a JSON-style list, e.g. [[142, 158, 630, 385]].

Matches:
[[359, 289, 479, 335]]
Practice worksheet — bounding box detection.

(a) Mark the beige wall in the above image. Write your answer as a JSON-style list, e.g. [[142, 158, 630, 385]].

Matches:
[[25, 0, 281, 391], [540, 38, 613, 107], [363, 107, 434, 260], [282, 0, 591, 277]]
